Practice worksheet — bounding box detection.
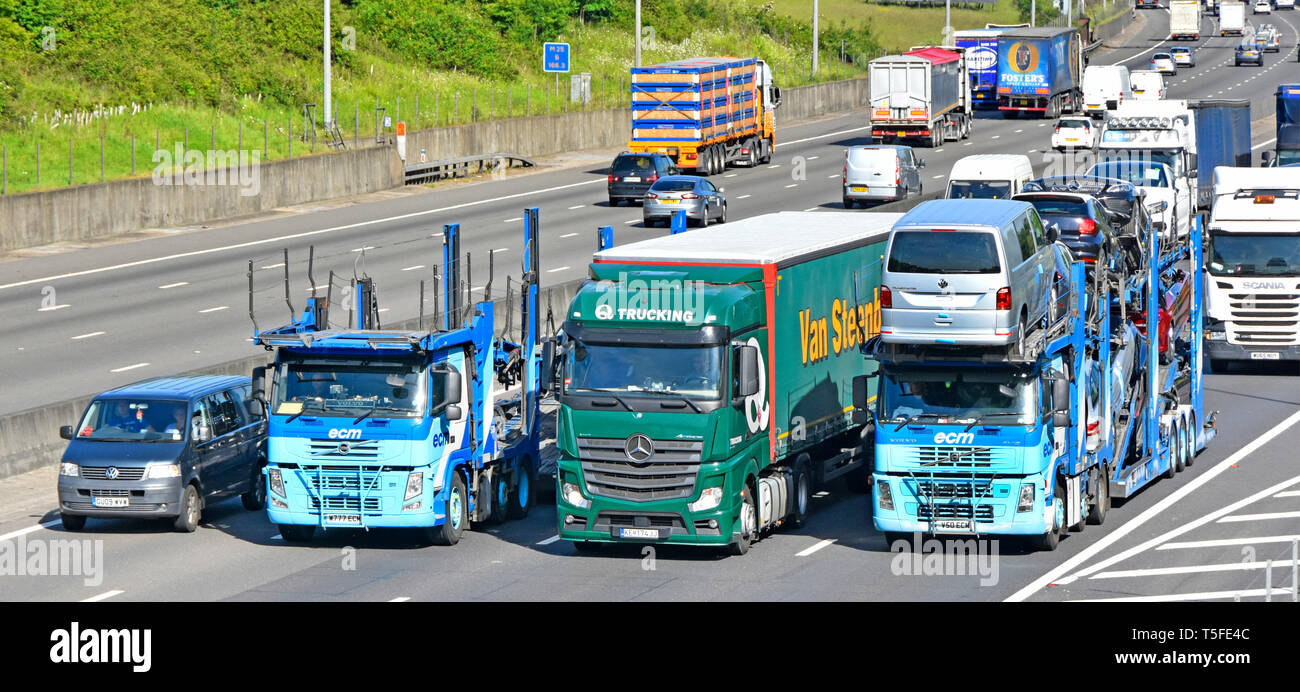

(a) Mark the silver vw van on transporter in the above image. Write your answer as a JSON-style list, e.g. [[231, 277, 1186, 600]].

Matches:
[[880, 199, 1056, 349]]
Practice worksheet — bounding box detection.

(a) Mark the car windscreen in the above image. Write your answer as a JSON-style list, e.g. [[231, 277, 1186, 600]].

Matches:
[[887, 230, 1001, 274], [650, 179, 697, 192], [947, 180, 1013, 199], [612, 157, 655, 175], [76, 399, 191, 442]]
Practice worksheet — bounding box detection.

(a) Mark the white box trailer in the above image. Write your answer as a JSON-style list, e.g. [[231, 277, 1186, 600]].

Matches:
[[1171, 0, 1203, 39], [1220, 2, 1246, 35], [869, 47, 973, 148]]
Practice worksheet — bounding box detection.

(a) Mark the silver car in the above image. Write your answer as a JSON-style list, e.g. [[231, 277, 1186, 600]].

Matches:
[[880, 199, 1055, 351], [643, 175, 727, 228]]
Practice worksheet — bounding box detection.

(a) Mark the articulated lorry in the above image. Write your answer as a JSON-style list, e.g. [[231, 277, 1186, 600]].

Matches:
[[859, 200, 1215, 549], [997, 26, 1084, 118], [1204, 167, 1300, 370], [1100, 100, 1198, 237], [627, 57, 780, 176], [250, 212, 545, 544], [955, 28, 1011, 108], [553, 212, 900, 555], [1264, 84, 1300, 167], [869, 47, 974, 147], [1189, 99, 1252, 208], [1171, 0, 1204, 40]]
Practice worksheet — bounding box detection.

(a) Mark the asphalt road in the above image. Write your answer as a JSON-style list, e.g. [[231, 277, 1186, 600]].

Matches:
[[0, 10, 1298, 602]]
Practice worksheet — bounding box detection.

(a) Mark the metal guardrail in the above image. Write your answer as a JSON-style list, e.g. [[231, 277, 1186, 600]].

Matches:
[[404, 152, 535, 185]]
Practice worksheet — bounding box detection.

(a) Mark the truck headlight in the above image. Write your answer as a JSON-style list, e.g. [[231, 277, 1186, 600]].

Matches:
[[60, 462, 79, 477], [269, 467, 285, 497], [877, 480, 894, 511], [562, 482, 590, 509], [145, 463, 181, 479], [688, 486, 723, 513], [404, 471, 423, 501], [1017, 483, 1035, 513]]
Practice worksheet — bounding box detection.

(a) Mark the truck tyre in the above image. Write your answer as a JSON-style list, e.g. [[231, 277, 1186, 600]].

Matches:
[[487, 470, 509, 524], [759, 139, 772, 164], [1174, 422, 1187, 473], [1163, 422, 1179, 479], [278, 524, 315, 542], [507, 459, 535, 519], [241, 470, 266, 511], [1086, 467, 1110, 525], [1186, 416, 1197, 467], [173, 484, 201, 533], [788, 460, 811, 529], [427, 473, 468, 546], [1032, 482, 1064, 551], [60, 513, 86, 531], [728, 482, 757, 556]]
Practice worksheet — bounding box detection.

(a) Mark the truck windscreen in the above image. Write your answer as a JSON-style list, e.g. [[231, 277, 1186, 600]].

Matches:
[[565, 341, 723, 400], [878, 366, 1038, 425], [273, 356, 429, 418], [1208, 232, 1300, 276]]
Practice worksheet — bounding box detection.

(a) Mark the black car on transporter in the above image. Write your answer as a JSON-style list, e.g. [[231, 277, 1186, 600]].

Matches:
[[1017, 175, 1149, 277]]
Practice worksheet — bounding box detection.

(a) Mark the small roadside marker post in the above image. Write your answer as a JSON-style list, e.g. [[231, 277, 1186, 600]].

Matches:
[[596, 225, 613, 251], [670, 210, 687, 234]]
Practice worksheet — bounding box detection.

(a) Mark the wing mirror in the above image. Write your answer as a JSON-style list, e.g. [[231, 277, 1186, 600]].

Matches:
[[60, 425, 75, 440], [1262, 150, 1275, 167], [251, 365, 268, 402], [1047, 222, 1061, 243], [540, 339, 557, 394], [1051, 376, 1071, 428], [917, 159, 926, 169], [852, 374, 877, 426], [736, 345, 760, 398]]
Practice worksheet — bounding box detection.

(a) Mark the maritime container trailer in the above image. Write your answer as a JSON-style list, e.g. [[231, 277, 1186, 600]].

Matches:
[[996, 26, 1084, 118]]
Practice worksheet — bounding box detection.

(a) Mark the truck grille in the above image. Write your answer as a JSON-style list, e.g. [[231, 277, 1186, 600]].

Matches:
[[577, 437, 702, 503], [917, 503, 995, 522], [1227, 293, 1300, 345], [904, 446, 1012, 469], [307, 439, 381, 461], [914, 480, 995, 499], [80, 466, 145, 481], [300, 470, 383, 493], [309, 497, 382, 512]]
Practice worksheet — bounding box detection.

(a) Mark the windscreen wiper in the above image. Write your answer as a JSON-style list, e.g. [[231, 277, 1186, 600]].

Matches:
[[962, 412, 1024, 432], [658, 396, 702, 413], [352, 399, 381, 425], [894, 413, 944, 432], [285, 400, 326, 424]]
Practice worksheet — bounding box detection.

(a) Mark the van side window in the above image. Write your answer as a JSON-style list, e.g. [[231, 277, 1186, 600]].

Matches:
[[1016, 214, 1038, 262], [1000, 225, 1024, 266], [1029, 211, 1048, 247], [231, 386, 263, 423], [203, 392, 240, 437]]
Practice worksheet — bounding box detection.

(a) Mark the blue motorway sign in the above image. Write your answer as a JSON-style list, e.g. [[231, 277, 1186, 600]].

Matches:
[[543, 42, 570, 73]]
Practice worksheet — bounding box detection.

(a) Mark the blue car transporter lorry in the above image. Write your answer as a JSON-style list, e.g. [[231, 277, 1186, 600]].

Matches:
[[856, 208, 1216, 550], [248, 210, 545, 545]]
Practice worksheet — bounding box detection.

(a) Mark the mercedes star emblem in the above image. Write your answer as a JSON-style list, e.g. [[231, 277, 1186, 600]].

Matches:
[[624, 434, 654, 463]]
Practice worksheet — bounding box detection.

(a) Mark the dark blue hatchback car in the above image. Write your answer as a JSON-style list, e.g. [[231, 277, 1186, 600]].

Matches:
[[57, 375, 267, 532]]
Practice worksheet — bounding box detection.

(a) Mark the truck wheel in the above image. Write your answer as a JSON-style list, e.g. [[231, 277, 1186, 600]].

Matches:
[[60, 513, 86, 531], [1086, 467, 1110, 525], [760, 139, 772, 164], [173, 484, 201, 533], [427, 473, 467, 546], [1186, 416, 1197, 467], [241, 470, 266, 511], [508, 459, 535, 519], [1174, 422, 1187, 473], [487, 470, 509, 523], [715, 144, 727, 173], [1163, 422, 1180, 479], [1032, 482, 1064, 551], [727, 483, 757, 556], [278, 524, 315, 542], [788, 460, 811, 529]]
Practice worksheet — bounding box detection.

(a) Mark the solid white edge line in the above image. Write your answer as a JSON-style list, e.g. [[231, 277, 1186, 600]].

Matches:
[[796, 538, 836, 557], [1004, 409, 1300, 602], [0, 520, 61, 542], [1091, 560, 1294, 580], [778, 126, 870, 148], [1274, 490, 1300, 498], [1217, 510, 1300, 523], [1069, 587, 1293, 603], [1158, 534, 1300, 550], [109, 362, 151, 373], [81, 589, 124, 602]]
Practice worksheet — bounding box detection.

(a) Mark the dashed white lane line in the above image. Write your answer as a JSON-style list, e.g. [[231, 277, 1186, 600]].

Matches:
[[198, 306, 228, 314], [778, 126, 870, 147], [158, 282, 188, 289], [803, 207, 819, 211], [260, 263, 285, 270], [963, 141, 973, 145], [725, 173, 738, 177], [785, 184, 798, 188], [932, 174, 946, 179], [991, 135, 1000, 139], [1070, 587, 1293, 603], [796, 539, 836, 557], [1218, 510, 1300, 523], [0, 520, 60, 542], [1157, 534, 1300, 550], [828, 174, 841, 178], [81, 590, 124, 602], [110, 363, 150, 373], [351, 246, 376, 252], [503, 217, 523, 223], [808, 155, 820, 160], [1274, 490, 1300, 499], [737, 195, 753, 200], [400, 265, 425, 272], [560, 232, 579, 238], [546, 267, 570, 273], [767, 164, 782, 169], [389, 596, 411, 602], [38, 304, 70, 312], [1091, 560, 1298, 580], [1014, 129, 1024, 133], [536, 535, 561, 545], [71, 331, 105, 340], [567, 205, 586, 210]]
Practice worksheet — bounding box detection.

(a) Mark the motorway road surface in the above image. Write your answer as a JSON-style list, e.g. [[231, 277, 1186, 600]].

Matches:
[[0, 10, 1298, 601]]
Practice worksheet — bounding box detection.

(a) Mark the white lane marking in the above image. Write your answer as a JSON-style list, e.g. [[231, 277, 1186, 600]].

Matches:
[[1038, 123, 1047, 127], [0, 178, 609, 293], [807, 155, 820, 160], [536, 535, 561, 545], [962, 141, 973, 146], [1014, 129, 1023, 133], [389, 596, 411, 602], [932, 174, 946, 179], [158, 282, 188, 289], [377, 308, 389, 313], [803, 207, 819, 212], [351, 246, 376, 252], [737, 194, 752, 199], [785, 184, 798, 188], [991, 135, 1000, 139], [1092, 560, 1297, 580], [305, 284, 329, 292], [260, 263, 285, 270], [546, 266, 570, 273], [725, 173, 738, 177], [828, 174, 841, 178], [110, 362, 150, 373], [71, 331, 105, 340], [1158, 534, 1300, 550], [1005, 409, 1300, 602], [934, 148, 944, 152], [504, 217, 523, 223], [1218, 510, 1300, 523], [38, 304, 70, 312], [1070, 588, 1293, 603], [1253, 137, 1278, 151], [767, 164, 782, 169], [567, 205, 586, 210], [400, 265, 425, 271], [778, 126, 870, 147], [0, 520, 60, 542], [796, 539, 836, 557], [198, 306, 229, 314], [81, 590, 124, 602], [1274, 490, 1300, 498], [559, 232, 579, 238]]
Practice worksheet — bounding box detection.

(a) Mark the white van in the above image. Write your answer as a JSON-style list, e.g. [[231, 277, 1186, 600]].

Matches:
[[945, 154, 1034, 199], [1082, 65, 1133, 117], [1129, 70, 1166, 100]]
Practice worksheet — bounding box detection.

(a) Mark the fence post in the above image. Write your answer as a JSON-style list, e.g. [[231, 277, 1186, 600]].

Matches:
[[264, 119, 268, 158], [288, 118, 292, 158], [36, 141, 40, 185], [184, 126, 189, 152], [69, 137, 73, 186], [100, 134, 104, 183], [131, 134, 136, 176], [2, 145, 6, 194]]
